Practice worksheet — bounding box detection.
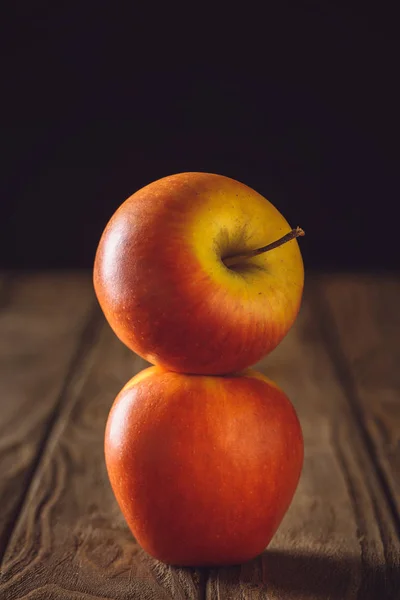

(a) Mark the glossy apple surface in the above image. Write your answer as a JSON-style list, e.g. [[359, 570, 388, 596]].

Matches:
[[94, 172, 304, 375], [105, 366, 304, 566]]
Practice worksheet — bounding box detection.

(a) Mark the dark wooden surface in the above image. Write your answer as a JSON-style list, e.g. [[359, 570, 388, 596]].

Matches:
[[0, 273, 398, 599]]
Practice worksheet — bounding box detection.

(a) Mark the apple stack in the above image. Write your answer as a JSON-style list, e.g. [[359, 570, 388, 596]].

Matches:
[[94, 172, 305, 567]]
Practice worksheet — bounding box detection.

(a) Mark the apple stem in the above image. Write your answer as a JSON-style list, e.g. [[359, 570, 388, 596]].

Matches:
[[223, 227, 305, 268]]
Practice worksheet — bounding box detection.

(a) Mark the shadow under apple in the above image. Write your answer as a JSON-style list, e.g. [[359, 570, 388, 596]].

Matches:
[[207, 548, 399, 600]]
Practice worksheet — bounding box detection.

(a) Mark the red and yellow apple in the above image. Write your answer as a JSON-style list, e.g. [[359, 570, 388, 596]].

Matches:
[[94, 172, 304, 375], [105, 366, 303, 566]]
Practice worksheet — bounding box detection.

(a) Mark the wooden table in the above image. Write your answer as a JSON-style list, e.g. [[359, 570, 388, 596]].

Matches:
[[0, 272, 399, 599]]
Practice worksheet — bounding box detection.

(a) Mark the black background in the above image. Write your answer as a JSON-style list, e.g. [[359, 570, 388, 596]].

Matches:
[[2, 2, 399, 271]]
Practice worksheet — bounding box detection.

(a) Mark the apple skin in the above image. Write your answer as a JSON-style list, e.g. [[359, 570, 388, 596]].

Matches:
[[94, 172, 304, 375], [105, 366, 304, 567]]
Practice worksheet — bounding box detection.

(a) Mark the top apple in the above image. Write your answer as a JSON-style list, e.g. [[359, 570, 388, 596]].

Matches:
[[93, 172, 304, 375]]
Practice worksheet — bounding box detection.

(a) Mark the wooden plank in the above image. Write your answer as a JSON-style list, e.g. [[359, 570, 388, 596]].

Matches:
[[0, 321, 206, 599], [317, 274, 400, 521], [0, 272, 95, 560], [207, 282, 400, 600], [1, 273, 398, 599]]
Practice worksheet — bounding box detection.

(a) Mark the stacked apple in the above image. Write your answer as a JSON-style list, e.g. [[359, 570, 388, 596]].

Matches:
[[94, 172, 305, 567]]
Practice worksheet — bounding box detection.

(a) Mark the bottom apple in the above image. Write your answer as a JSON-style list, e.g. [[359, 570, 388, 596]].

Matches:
[[104, 366, 303, 566]]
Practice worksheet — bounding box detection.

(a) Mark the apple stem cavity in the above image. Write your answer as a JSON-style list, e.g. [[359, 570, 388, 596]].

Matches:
[[223, 227, 305, 268]]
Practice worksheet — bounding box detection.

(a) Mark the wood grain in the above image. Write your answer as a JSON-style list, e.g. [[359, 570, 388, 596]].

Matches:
[[0, 273, 399, 599], [206, 281, 400, 600], [0, 317, 206, 599], [0, 273, 95, 561], [317, 274, 400, 522]]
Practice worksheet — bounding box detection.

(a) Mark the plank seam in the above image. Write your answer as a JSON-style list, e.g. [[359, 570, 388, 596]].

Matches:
[[330, 420, 370, 598], [312, 280, 400, 542], [0, 301, 102, 566]]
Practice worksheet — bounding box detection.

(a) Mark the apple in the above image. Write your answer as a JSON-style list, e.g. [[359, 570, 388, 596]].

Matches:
[[105, 366, 303, 566], [94, 172, 304, 375]]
